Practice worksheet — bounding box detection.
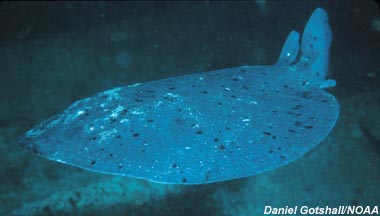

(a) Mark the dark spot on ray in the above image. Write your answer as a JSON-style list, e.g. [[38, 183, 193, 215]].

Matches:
[[174, 117, 185, 125], [283, 85, 288, 88], [294, 121, 302, 126], [214, 138, 219, 142], [172, 163, 177, 168], [91, 136, 97, 140], [134, 98, 143, 103], [192, 84, 196, 88], [263, 131, 271, 136], [180, 170, 183, 174], [121, 108, 128, 115], [132, 133, 139, 137], [287, 111, 294, 115], [295, 113, 302, 117], [169, 87, 176, 90], [272, 135, 277, 140], [110, 118, 116, 123], [231, 95, 237, 98], [278, 147, 282, 150], [243, 85, 249, 90], [164, 96, 174, 102], [305, 125, 314, 129], [226, 127, 231, 131], [231, 78, 239, 81], [141, 149, 145, 153], [102, 95, 108, 99], [288, 129, 296, 133], [280, 156, 286, 160], [291, 104, 304, 110], [218, 102, 223, 106], [182, 178, 187, 183], [91, 160, 96, 165], [261, 72, 266, 75], [116, 135, 122, 139], [118, 164, 123, 170], [177, 108, 182, 112], [272, 110, 278, 113], [100, 148, 104, 151], [200, 90, 208, 94], [196, 130, 203, 135], [109, 153, 114, 157], [301, 91, 312, 99], [219, 144, 225, 150], [240, 69, 247, 72], [308, 117, 315, 120], [206, 171, 210, 181], [147, 119, 154, 123], [322, 99, 328, 103], [269, 150, 274, 154]]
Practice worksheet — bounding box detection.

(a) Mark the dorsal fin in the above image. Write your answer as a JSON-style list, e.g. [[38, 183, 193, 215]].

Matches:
[[276, 30, 300, 65]]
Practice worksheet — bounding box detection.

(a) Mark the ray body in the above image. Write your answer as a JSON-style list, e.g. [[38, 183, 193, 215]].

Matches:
[[19, 8, 339, 184]]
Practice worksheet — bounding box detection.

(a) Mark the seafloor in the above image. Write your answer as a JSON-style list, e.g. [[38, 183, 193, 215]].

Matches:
[[0, 1, 379, 215]]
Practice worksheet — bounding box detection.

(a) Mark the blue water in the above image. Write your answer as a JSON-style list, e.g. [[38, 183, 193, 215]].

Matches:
[[0, 1, 379, 215]]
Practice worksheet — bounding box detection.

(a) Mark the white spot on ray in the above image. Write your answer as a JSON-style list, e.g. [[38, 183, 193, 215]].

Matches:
[[119, 118, 129, 124], [129, 83, 141, 88], [131, 109, 144, 115], [99, 128, 118, 142], [110, 105, 126, 118], [164, 92, 178, 98]]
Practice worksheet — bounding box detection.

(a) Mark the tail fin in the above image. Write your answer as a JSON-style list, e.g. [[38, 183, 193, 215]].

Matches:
[[277, 8, 335, 89]]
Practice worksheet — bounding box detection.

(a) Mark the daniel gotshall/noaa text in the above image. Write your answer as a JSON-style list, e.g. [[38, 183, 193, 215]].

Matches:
[[264, 206, 379, 215]]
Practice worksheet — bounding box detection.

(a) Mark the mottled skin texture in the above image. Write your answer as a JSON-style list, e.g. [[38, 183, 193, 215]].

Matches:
[[19, 64, 339, 184]]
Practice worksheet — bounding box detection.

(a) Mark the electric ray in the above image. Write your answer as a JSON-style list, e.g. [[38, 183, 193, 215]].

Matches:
[[19, 8, 339, 184]]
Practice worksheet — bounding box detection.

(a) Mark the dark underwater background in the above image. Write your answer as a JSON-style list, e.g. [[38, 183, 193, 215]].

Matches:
[[0, 1, 379, 215]]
